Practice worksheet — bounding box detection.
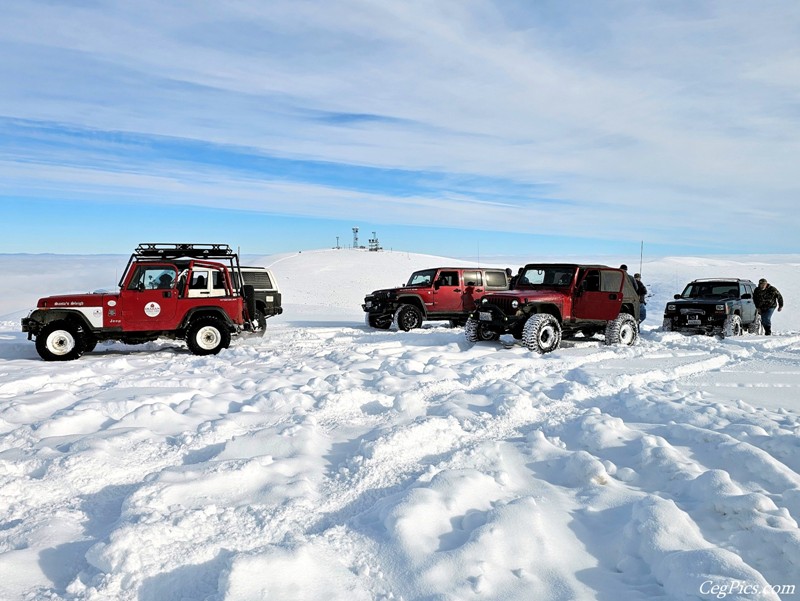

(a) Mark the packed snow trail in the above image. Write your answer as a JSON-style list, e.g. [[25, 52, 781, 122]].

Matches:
[[1, 321, 799, 601]]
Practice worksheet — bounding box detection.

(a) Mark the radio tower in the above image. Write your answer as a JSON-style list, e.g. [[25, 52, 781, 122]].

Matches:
[[352, 227, 359, 249]]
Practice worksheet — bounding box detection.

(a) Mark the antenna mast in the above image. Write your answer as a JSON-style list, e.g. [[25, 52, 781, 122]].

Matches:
[[639, 241, 644, 274]]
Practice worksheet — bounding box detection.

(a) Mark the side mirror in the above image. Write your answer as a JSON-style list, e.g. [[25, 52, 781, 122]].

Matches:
[[741, 293, 752, 300], [433, 280, 441, 290], [137, 282, 145, 292], [674, 294, 681, 299]]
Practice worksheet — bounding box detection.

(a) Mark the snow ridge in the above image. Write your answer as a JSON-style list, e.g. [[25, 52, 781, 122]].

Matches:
[[1, 250, 799, 600]]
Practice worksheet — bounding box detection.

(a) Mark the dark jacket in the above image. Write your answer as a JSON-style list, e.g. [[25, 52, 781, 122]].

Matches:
[[753, 284, 784, 311], [635, 280, 647, 304]]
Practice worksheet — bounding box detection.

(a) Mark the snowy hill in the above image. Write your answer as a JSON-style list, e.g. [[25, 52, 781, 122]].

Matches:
[[1, 250, 799, 601]]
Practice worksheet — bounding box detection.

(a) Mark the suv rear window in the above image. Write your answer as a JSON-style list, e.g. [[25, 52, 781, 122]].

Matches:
[[241, 271, 273, 289], [485, 270, 507, 288]]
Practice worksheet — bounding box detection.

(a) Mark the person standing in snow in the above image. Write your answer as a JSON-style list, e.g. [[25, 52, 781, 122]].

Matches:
[[753, 278, 784, 335], [633, 273, 648, 322], [620, 264, 646, 322]]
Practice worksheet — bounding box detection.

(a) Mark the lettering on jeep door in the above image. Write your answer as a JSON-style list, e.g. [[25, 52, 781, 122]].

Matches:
[[121, 264, 180, 330]]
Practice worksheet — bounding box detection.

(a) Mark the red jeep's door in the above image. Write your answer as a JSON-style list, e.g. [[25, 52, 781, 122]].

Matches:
[[432, 270, 464, 313], [121, 264, 180, 330], [573, 268, 624, 320]]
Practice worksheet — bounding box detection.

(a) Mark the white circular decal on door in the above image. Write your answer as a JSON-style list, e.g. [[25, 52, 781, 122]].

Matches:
[[144, 302, 161, 317]]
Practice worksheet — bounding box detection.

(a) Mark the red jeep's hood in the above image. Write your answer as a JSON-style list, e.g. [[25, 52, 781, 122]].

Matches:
[[368, 285, 420, 296], [38, 292, 118, 309]]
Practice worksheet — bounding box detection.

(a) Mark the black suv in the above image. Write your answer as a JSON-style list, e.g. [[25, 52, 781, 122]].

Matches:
[[662, 278, 761, 337]]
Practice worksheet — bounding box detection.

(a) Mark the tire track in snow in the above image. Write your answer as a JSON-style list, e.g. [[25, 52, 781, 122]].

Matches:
[[299, 334, 747, 535]]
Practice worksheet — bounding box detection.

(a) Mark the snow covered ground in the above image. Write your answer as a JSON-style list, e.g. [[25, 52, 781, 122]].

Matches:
[[1, 249, 799, 601]]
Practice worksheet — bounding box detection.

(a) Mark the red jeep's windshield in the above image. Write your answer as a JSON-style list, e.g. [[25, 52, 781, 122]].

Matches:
[[518, 266, 576, 288], [406, 269, 437, 287]]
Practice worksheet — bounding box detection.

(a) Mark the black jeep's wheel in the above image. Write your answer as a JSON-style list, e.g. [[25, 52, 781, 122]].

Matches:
[[251, 309, 268, 336], [35, 320, 86, 361], [464, 317, 500, 343], [605, 314, 639, 346], [522, 314, 562, 353], [747, 315, 763, 335], [366, 313, 393, 330], [722, 314, 743, 338], [394, 304, 423, 331], [661, 318, 673, 332], [186, 317, 231, 355]]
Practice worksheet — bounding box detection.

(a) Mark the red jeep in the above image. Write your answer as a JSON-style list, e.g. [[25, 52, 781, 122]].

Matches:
[[363, 266, 509, 331], [22, 243, 260, 361], [465, 263, 640, 353]]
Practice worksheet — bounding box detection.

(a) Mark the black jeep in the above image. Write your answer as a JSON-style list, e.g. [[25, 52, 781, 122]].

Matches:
[[662, 278, 761, 337]]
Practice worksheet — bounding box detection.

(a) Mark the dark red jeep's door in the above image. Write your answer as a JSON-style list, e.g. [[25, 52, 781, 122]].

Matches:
[[573, 268, 624, 321]]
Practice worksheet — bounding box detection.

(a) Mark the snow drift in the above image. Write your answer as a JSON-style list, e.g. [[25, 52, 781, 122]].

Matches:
[[0, 249, 798, 601]]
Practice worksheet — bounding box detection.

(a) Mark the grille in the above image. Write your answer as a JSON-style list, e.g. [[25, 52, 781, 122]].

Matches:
[[485, 296, 517, 315]]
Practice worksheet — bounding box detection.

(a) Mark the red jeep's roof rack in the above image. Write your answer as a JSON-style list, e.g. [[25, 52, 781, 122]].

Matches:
[[134, 243, 235, 261]]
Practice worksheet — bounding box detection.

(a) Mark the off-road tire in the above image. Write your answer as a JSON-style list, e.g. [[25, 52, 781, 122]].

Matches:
[[35, 320, 86, 361], [366, 313, 393, 330], [747, 315, 763, 335], [252, 309, 267, 336], [605, 313, 639, 346], [661, 318, 673, 332], [82, 332, 98, 353], [722, 314, 743, 338], [522, 314, 562, 354], [394, 304, 423, 332], [464, 317, 500, 343], [186, 316, 231, 355]]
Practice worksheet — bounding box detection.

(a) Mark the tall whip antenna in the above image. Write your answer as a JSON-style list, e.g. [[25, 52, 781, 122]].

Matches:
[[639, 241, 644, 274]]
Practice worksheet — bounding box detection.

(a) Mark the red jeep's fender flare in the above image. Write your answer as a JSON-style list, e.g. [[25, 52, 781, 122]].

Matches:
[[26, 309, 94, 335], [178, 307, 238, 331], [524, 303, 563, 323], [394, 295, 428, 318], [621, 303, 638, 320]]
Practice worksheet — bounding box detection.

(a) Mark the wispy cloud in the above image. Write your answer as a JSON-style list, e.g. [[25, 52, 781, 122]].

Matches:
[[1, 0, 799, 252]]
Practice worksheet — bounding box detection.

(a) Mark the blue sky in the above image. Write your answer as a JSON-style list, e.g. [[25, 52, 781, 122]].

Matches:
[[1, 1, 799, 258]]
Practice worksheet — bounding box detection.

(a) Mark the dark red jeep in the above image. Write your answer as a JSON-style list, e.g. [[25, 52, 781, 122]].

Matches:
[[363, 266, 509, 331], [465, 263, 640, 353], [22, 243, 261, 361]]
